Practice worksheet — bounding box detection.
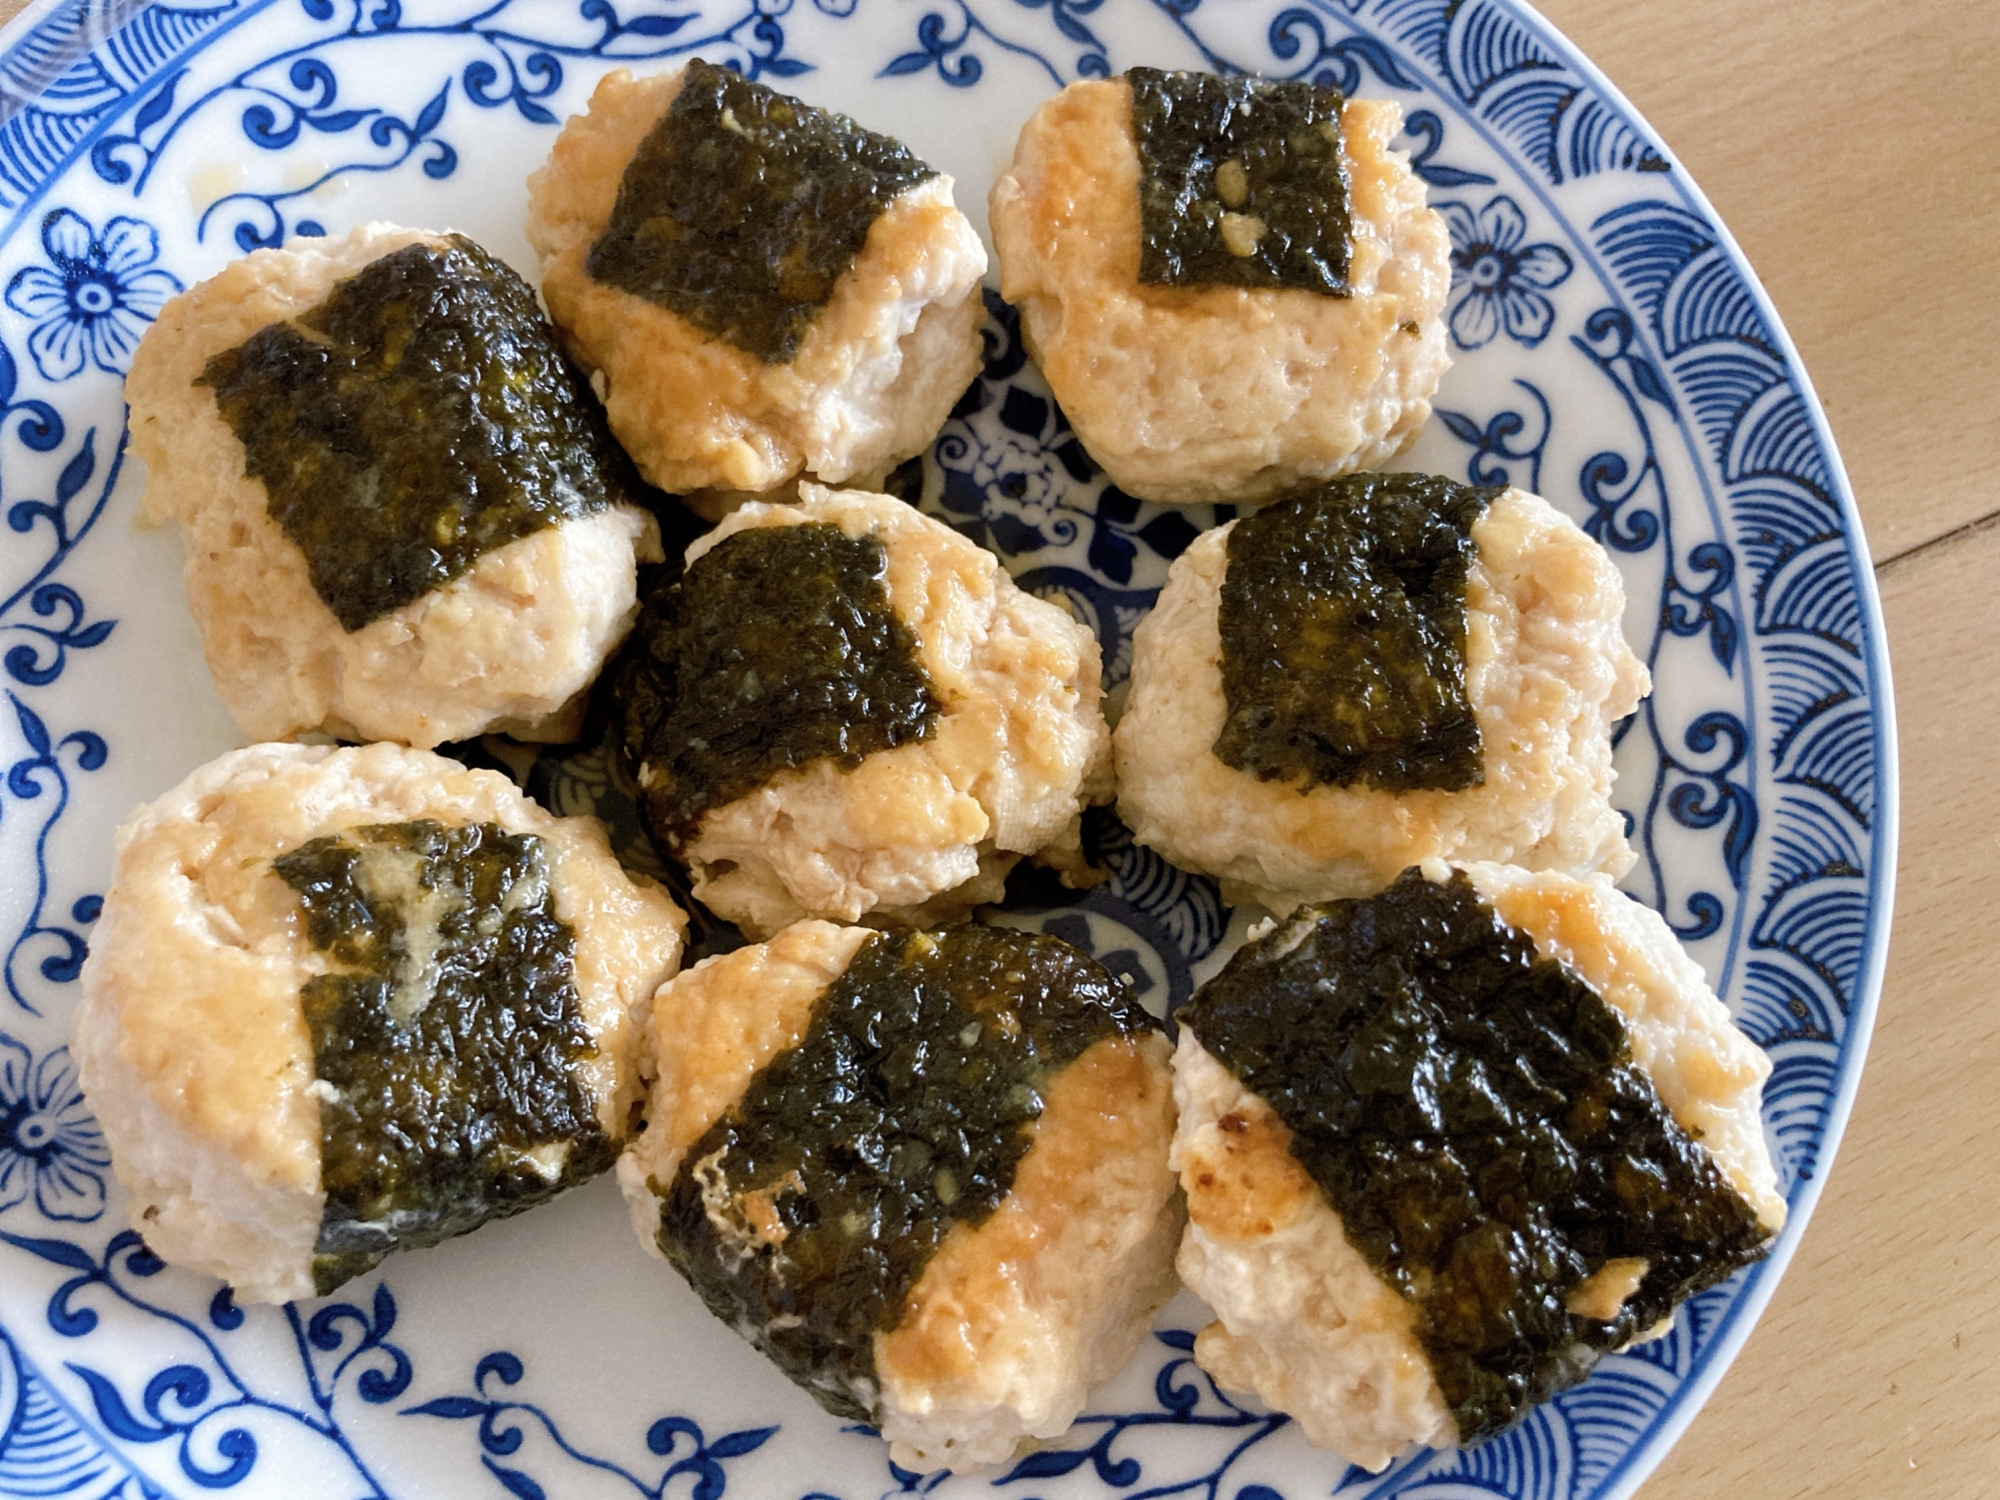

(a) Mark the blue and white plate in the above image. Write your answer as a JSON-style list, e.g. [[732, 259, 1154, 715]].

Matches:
[[0, 1, 1894, 1496]]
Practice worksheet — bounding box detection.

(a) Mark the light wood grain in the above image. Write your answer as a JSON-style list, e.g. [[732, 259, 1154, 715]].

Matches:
[[1640, 523, 2000, 1498], [1537, 0, 2000, 565], [1524, 1, 2000, 1496], [0, 1, 1984, 1495]]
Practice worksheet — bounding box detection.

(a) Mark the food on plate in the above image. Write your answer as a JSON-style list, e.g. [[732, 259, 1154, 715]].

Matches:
[[526, 59, 987, 495], [614, 484, 1111, 937], [73, 742, 687, 1304], [989, 67, 1450, 505], [1171, 861, 1784, 1468], [75, 28, 1782, 1478], [680, 477, 803, 525], [617, 920, 1181, 1471], [1115, 474, 1648, 913], [125, 224, 660, 749]]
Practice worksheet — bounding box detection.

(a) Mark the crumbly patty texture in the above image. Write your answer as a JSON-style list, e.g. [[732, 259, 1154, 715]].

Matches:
[[989, 79, 1449, 505], [648, 486, 1111, 936], [1457, 860, 1785, 1234], [73, 742, 686, 1303], [620, 922, 1181, 1472], [1170, 861, 1783, 1467], [875, 1029, 1182, 1471], [1115, 487, 1648, 912], [1172, 1031, 1453, 1468], [618, 921, 871, 1224], [527, 66, 987, 494], [124, 223, 660, 749]]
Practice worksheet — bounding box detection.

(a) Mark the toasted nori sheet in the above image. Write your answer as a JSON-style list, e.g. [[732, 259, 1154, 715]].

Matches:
[[615, 520, 938, 848], [201, 236, 627, 634], [1214, 472, 1501, 793], [275, 820, 612, 1296], [588, 57, 936, 362], [1129, 66, 1352, 295], [1178, 868, 1772, 1443], [658, 925, 1154, 1421]]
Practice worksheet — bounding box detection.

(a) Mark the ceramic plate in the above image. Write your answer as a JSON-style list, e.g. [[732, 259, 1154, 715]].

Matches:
[[0, 0, 1894, 1496]]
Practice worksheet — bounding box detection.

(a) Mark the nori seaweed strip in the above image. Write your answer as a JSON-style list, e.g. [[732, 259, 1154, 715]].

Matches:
[[1215, 472, 1501, 793], [202, 236, 629, 633], [615, 521, 939, 848], [1179, 869, 1772, 1443], [589, 58, 936, 362], [275, 820, 612, 1296], [1130, 67, 1352, 295], [658, 926, 1155, 1421]]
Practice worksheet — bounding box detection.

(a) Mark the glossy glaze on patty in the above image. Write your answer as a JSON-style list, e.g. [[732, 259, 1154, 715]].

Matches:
[[656, 924, 1151, 1420], [1179, 867, 1773, 1443], [201, 236, 627, 633], [589, 58, 935, 362], [1214, 473, 1499, 794], [276, 819, 613, 1295], [1130, 67, 1352, 296], [617, 520, 939, 847]]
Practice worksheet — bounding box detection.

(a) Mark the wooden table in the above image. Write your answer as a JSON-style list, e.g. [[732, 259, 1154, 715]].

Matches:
[[1530, 2, 2000, 1495], [0, 0, 1989, 1494]]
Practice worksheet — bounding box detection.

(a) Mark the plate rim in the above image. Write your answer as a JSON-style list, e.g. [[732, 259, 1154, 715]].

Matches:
[[0, 1, 1900, 1496], [1484, 6, 1900, 1489]]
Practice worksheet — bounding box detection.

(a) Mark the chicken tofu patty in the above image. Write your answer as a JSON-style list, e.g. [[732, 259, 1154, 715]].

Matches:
[[616, 485, 1111, 936], [618, 921, 1181, 1471], [73, 742, 687, 1303], [989, 69, 1450, 505], [527, 61, 987, 495], [1115, 476, 1649, 913], [1172, 861, 1784, 1468], [125, 223, 660, 749]]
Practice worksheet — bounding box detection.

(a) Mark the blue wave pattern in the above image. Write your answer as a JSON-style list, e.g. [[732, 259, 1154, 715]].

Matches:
[[1588, 195, 1863, 1191], [0, 1326, 151, 1498], [0, 0, 236, 220], [0, 0, 1880, 1497], [1365, 0, 1667, 183], [0, 1228, 414, 1494]]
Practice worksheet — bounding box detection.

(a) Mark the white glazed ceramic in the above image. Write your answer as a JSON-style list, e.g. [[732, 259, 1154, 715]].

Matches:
[[0, 2, 1894, 1496]]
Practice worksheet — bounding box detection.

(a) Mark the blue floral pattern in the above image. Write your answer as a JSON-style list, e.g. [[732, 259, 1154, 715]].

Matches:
[[0, 1036, 105, 1222], [3, 210, 179, 380], [1439, 195, 1573, 350], [0, 0, 1890, 1497], [925, 292, 1212, 592], [407, 1351, 779, 1499]]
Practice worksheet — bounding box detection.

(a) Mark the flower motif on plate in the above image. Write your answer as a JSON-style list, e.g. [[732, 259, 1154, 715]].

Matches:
[[0, 1037, 107, 1223], [0, 2, 1889, 1497], [1439, 194, 1573, 350], [3, 210, 180, 383]]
